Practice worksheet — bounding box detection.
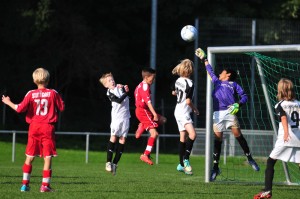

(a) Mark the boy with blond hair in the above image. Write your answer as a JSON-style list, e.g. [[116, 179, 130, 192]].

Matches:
[[172, 59, 199, 175], [134, 67, 166, 165], [99, 73, 130, 175], [2, 68, 64, 192]]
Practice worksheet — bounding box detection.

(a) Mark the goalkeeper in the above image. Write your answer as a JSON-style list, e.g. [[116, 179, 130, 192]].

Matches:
[[195, 48, 260, 181]]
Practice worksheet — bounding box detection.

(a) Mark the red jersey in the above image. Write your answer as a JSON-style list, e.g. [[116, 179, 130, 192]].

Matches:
[[134, 81, 151, 109], [16, 88, 64, 124]]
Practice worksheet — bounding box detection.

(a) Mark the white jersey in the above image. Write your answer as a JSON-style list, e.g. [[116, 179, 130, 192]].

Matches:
[[107, 87, 130, 121], [174, 77, 194, 116], [274, 100, 300, 147]]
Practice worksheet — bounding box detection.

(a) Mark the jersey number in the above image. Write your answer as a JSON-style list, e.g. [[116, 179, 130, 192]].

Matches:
[[34, 99, 48, 116], [176, 88, 184, 103], [291, 111, 299, 128]]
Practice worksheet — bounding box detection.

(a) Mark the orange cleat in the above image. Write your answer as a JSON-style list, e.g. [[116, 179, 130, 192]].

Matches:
[[140, 154, 153, 165], [253, 190, 272, 199]]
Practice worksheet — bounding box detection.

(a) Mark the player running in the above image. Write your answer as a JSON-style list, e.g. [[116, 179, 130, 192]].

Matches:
[[171, 59, 199, 175]]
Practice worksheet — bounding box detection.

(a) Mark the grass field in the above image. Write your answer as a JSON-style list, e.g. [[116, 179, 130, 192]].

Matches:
[[0, 141, 299, 199]]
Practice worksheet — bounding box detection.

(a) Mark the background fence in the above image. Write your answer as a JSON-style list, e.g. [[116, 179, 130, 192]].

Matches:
[[0, 128, 275, 163]]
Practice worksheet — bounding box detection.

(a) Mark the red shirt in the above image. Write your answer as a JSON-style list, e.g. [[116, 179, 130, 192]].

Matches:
[[16, 88, 65, 124], [134, 81, 151, 109]]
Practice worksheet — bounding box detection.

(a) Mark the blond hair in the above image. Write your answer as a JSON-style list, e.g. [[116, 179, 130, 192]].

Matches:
[[99, 72, 113, 87], [32, 68, 50, 85], [172, 59, 194, 77], [277, 78, 295, 101]]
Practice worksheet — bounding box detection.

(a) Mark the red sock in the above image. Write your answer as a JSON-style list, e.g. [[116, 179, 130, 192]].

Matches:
[[144, 137, 155, 156], [42, 170, 52, 187], [22, 164, 32, 185]]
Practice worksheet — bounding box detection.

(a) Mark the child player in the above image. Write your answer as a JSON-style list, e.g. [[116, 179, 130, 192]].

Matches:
[[254, 78, 300, 199], [99, 73, 130, 175], [2, 68, 64, 192], [134, 67, 166, 165], [195, 48, 260, 181], [171, 59, 199, 175]]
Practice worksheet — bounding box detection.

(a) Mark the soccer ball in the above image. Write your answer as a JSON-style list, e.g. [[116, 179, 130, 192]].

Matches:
[[180, 25, 197, 42]]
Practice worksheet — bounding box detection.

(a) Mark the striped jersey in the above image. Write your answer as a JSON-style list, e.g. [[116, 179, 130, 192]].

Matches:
[[174, 77, 194, 115], [275, 100, 300, 147]]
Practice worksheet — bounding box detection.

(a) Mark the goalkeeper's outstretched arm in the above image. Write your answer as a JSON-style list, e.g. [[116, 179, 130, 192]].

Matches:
[[195, 47, 210, 68], [195, 48, 219, 83]]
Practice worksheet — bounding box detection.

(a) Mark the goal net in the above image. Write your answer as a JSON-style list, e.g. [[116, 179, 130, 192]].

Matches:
[[204, 45, 300, 184]]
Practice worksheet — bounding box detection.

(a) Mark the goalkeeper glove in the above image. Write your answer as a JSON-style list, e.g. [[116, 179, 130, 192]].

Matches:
[[228, 103, 239, 115], [195, 48, 207, 60]]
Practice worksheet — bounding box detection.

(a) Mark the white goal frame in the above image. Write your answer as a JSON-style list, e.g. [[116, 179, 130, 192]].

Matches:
[[205, 44, 300, 183]]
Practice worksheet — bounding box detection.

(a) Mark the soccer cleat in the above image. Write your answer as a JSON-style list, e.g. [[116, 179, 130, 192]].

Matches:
[[111, 163, 117, 175], [184, 168, 193, 175], [248, 159, 260, 171], [106, 162, 112, 172], [40, 185, 54, 192], [177, 164, 184, 172], [253, 190, 272, 199], [140, 154, 153, 165], [210, 168, 221, 181], [183, 159, 192, 172], [135, 123, 145, 139], [20, 184, 30, 192], [183, 159, 193, 175]]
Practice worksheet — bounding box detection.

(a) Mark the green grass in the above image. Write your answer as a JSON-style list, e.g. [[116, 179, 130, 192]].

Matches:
[[0, 141, 299, 199]]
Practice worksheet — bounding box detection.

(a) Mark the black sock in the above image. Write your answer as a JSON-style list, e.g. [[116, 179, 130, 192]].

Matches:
[[235, 134, 251, 159], [113, 143, 125, 164], [184, 137, 195, 160], [107, 141, 115, 162], [179, 141, 186, 166], [265, 157, 276, 191], [213, 139, 222, 170]]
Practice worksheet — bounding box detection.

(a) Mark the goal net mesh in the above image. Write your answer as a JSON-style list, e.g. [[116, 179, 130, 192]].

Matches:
[[211, 52, 300, 184]]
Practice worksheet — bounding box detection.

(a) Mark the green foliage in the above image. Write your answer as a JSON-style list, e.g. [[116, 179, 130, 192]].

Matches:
[[20, 0, 52, 37], [280, 0, 300, 18], [35, 0, 52, 32]]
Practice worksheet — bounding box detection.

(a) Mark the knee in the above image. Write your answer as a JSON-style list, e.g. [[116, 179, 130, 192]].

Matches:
[[189, 133, 197, 140], [25, 156, 35, 165], [150, 130, 158, 138], [214, 135, 223, 142], [119, 137, 126, 144]]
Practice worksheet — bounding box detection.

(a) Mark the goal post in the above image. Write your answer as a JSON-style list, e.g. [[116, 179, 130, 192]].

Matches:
[[205, 44, 300, 183]]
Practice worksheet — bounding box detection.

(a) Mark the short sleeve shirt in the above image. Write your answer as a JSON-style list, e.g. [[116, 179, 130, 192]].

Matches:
[[275, 100, 300, 147], [134, 81, 151, 109], [16, 88, 64, 124], [174, 77, 194, 115]]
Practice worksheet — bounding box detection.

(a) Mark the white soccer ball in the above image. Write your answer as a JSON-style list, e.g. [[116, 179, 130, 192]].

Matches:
[[180, 25, 197, 42]]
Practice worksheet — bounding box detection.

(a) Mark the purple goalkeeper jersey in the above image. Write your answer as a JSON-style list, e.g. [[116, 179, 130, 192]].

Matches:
[[205, 63, 248, 111]]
